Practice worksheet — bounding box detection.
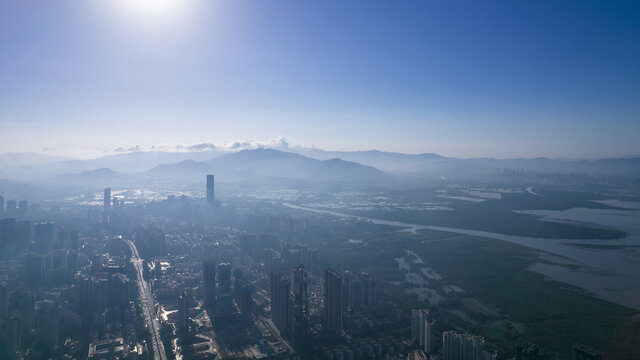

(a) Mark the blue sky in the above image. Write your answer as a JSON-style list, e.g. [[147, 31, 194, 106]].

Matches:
[[1, 0, 639, 159]]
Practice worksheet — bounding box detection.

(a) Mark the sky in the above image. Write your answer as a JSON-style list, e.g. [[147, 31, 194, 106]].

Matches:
[[1, 0, 639, 159]]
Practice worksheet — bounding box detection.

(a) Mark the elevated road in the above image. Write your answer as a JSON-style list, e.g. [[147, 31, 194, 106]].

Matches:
[[127, 239, 167, 360]]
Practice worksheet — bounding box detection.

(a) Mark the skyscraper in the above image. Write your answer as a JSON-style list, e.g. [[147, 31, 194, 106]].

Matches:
[[217, 262, 231, 294], [0, 218, 16, 252], [442, 331, 488, 360], [292, 265, 308, 317], [178, 291, 190, 333], [203, 258, 217, 309], [412, 309, 434, 354], [292, 265, 309, 347], [34, 222, 54, 251], [6, 200, 16, 216], [35, 300, 59, 348], [233, 268, 243, 304], [103, 187, 111, 225], [206, 174, 215, 205], [18, 200, 28, 217], [323, 268, 343, 335], [270, 270, 292, 338]]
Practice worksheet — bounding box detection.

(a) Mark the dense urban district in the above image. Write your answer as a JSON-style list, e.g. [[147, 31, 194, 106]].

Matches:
[[1, 173, 638, 360]]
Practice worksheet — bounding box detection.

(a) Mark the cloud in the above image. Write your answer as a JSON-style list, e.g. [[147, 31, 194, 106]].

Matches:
[[42, 146, 56, 152], [187, 143, 217, 151], [108, 137, 298, 155], [115, 145, 142, 153]]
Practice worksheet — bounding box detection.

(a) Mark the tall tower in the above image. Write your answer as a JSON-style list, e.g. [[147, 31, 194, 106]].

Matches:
[[103, 187, 111, 225], [206, 175, 215, 205], [203, 258, 217, 310], [270, 270, 292, 338], [292, 265, 309, 347], [217, 262, 231, 294], [323, 268, 343, 335], [179, 291, 190, 333]]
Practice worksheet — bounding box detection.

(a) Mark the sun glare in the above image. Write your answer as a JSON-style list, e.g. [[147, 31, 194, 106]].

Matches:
[[112, 0, 193, 25]]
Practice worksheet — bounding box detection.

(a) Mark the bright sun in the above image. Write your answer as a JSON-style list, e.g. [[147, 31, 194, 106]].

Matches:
[[113, 0, 191, 24]]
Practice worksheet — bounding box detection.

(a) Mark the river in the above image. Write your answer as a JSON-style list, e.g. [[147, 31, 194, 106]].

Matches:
[[284, 203, 640, 310]]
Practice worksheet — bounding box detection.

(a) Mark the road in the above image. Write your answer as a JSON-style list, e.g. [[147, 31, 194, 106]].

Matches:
[[126, 239, 167, 360]]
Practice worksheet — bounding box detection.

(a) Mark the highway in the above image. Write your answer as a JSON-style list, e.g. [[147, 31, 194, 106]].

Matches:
[[126, 240, 167, 360]]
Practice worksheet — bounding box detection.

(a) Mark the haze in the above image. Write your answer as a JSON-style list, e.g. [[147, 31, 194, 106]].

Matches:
[[2, 2, 640, 360], [1, 1, 640, 158]]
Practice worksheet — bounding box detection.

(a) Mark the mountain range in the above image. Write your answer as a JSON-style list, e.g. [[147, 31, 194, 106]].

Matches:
[[1, 147, 639, 192]]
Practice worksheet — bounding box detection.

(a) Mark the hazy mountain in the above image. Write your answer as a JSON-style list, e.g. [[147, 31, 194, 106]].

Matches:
[[288, 147, 640, 178], [0, 152, 73, 168], [49, 168, 128, 188], [3, 147, 640, 186], [291, 148, 446, 174], [144, 149, 387, 184], [54, 150, 225, 174]]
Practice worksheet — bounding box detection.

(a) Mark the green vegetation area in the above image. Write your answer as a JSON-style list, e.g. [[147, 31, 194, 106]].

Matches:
[[319, 186, 627, 239], [300, 215, 640, 360]]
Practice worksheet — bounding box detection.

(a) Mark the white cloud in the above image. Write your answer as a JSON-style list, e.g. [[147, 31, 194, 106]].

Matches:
[[110, 136, 298, 154]]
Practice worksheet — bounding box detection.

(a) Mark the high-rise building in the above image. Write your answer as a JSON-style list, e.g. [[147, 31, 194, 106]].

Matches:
[[412, 309, 433, 353], [34, 222, 54, 251], [239, 283, 253, 315], [270, 270, 292, 338], [16, 220, 32, 249], [217, 262, 231, 294], [0, 195, 4, 212], [293, 265, 308, 316], [206, 175, 215, 205], [178, 291, 190, 333], [292, 265, 309, 347], [233, 268, 243, 304], [323, 268, 343, 334], [6, 200, 17, 216], [5, 312, 22, 358], [0, 218, 16, 251], [238, 234, 257, 255], [443, 331, 488, 360], [203, 258, 217, 309], [360, 271, 376, 308], [103, 187, 111, 225], [35, 300, 59, 348], [25, 252, 47, 284], [18, 200, 28, 217], [0, 282, 8, 324]]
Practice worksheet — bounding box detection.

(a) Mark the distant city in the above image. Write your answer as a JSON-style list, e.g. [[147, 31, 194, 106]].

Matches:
[[2, 0, 640, 359], [2, 169, 624, 360]]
